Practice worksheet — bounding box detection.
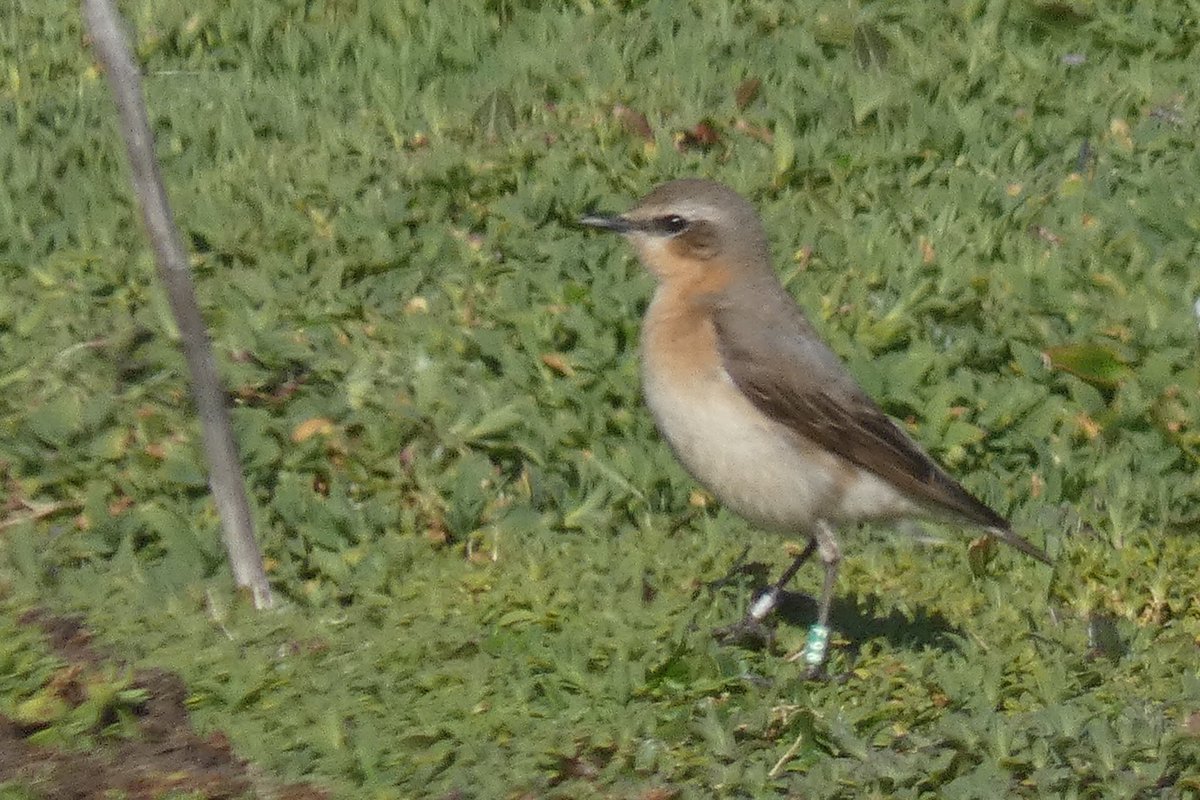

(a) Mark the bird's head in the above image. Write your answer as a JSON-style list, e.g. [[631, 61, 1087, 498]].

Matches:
[[580, 179, 773, 291]]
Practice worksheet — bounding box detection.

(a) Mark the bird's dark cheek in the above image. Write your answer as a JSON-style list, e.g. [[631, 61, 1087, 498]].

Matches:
[[667, 233, 719, 262]]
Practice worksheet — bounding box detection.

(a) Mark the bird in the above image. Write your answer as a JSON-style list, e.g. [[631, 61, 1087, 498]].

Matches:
[[579, 178, 1051, 676]]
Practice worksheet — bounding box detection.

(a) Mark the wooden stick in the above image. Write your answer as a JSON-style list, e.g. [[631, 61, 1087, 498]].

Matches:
[[81, 0, 273, 609]]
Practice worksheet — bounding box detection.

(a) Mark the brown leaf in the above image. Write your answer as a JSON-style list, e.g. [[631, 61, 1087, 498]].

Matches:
[[291, 417, 335, 443], [1074, 412, 1102, 440], [557, 755, 600, 781], [47, 665, 87, 706], [919, 235, 936, 264], [967, 534, 997, 577], [641, 577, 657, 604], [1, 476, 23, 513], [675, 120, 721, 152], [540, 352, 575, 377], [1109, 117, 1133, 150], [108, 495, 134, 516], [613, 104, 653, 141], [733, 118, 774, 143], [398, 445, 416, 469], [640, 788, 681, 800], [691, 120, 720, 146], [734, 77, 761, 109], [425, 524, 449, 546]]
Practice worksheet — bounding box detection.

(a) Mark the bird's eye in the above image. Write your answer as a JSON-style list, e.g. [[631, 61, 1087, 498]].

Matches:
[[655, 214, 689, 235]]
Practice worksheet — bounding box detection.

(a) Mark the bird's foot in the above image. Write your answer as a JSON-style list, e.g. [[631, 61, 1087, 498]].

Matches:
[[713, 616, 774, 648], [790, 657, 853, 684], [784, 648, 830, 680]]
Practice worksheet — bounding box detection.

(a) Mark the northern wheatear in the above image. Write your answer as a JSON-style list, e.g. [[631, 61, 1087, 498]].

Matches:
[[580, 178, 1051, 676]]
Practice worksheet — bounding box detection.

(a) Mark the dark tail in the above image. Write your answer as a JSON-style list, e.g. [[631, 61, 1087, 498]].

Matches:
[[987, 525, 1052, 565]]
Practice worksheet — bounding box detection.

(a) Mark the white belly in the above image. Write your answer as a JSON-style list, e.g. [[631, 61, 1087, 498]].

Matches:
[[642, 361, 921, 534]]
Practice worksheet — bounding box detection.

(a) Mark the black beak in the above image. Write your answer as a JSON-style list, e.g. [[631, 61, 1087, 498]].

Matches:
[[578, 213, 635, 234]]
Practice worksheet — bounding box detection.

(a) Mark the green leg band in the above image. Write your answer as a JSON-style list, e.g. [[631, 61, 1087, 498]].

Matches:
[[804, 624, 830, 667]]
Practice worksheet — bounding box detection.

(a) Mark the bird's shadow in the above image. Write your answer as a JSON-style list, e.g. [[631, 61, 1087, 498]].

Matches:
[[774, 588, 963, 654], [711, 560, 964, 655]]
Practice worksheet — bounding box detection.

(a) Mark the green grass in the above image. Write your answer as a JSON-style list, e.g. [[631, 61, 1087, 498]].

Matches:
[[2, 0, 1200, 796]]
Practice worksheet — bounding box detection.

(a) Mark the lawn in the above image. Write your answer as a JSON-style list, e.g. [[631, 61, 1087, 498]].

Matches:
[[1, 1, 1199, 797]]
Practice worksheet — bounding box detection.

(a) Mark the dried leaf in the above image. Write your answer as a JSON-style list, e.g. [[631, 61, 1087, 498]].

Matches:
[[291, 417, 335, 443], [919, 235, 935, 264], [613, 104, 653, 141], [1109, 117, 1133, 150], [675, 120, 721, 151], [733, 118, 773, 144], [1074, 412, 1102, 440], [734, 77, 761, 109], [540, 352, 574, 377], [967, 534, 997, 578]]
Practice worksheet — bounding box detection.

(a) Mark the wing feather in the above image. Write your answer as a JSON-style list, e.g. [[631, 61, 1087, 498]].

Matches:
[[711, 293, 1010, 532]]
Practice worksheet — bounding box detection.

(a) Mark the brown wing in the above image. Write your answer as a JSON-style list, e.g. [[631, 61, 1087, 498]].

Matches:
[[710, 293, 1008, 531]]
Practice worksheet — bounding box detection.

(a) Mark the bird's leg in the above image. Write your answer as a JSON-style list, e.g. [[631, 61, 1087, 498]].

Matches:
[[797, 521, 842, 678], [714, 539, 817, 646], [750, 538, 818, 621]]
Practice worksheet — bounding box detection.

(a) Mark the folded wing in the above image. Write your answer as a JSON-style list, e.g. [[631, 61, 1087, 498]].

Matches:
[[711, 290, 1050, 564]]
